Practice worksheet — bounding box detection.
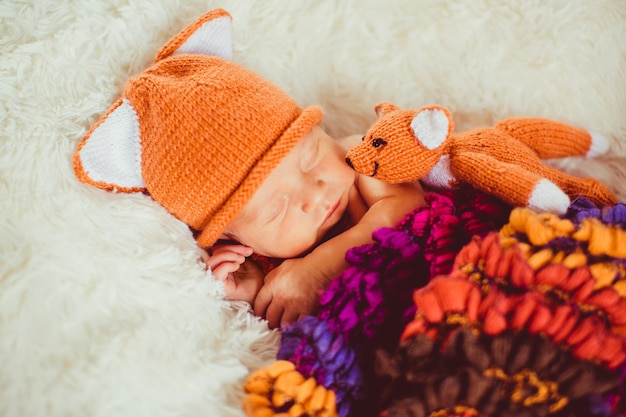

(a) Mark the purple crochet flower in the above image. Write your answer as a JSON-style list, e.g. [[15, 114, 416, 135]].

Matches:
[[277, 316, 363, 417], [319, 223, 425, 344], [567, 197, 626, 228], [317, 189, 512, 349], [272, 188, 513, 417]]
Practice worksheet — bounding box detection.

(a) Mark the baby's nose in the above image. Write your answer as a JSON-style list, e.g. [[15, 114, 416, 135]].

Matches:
[[300, 180, 326, 214]]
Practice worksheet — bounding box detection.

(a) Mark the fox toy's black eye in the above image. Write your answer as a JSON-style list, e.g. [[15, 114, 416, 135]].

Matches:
[[361, 135, 365, 142], [372, 138, 387, 148]]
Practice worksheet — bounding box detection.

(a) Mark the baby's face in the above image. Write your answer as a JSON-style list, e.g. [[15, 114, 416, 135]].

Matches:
[[224, 126, 356, 258]]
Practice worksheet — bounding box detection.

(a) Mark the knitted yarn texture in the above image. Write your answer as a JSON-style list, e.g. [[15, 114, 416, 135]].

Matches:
[[345, 103, 616, 215], [242, 187, 512, 417], [242, 189, 626, 417], [73, 9, 323, 247]]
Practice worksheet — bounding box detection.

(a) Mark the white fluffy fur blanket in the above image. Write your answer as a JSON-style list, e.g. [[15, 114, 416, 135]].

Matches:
[[1, 1, 625, 416]]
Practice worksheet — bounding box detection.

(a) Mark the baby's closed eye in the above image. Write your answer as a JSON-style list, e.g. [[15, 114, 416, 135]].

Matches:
[[266, 194, 288, 225], [299, 136, 321, 172]]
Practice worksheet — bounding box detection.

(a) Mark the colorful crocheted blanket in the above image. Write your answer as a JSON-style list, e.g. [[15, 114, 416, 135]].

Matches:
[[241, 187, 626, 417]]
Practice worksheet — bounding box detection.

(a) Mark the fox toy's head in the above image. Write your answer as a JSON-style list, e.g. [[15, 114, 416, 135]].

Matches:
[[345, 102, 454, 184]]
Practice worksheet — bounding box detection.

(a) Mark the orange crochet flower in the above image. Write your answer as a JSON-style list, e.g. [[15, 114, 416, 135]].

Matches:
[[243, 361, 338, 417]]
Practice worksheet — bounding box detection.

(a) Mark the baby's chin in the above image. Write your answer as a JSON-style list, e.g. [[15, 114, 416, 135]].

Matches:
[[257, 234, 319, 259], [255, 211, 351, 259], [263, 244, 314, 259]]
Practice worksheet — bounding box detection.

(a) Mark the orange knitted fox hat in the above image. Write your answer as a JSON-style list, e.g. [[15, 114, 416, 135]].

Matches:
[[73, 9, 323, 247]]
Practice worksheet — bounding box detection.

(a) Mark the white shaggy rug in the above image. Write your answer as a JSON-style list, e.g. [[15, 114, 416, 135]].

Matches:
[[1, 1, 625, 416]]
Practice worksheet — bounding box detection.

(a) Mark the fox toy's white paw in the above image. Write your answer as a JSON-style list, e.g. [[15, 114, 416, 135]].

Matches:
[[586, 131, 610, 158], [527, 179, 570, 215]]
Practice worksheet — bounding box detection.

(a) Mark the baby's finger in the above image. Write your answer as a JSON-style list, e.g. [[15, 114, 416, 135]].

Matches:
[[211, 261, 241, 282], [205, 250, 246, 270], [265, 302, 284, 330], [253, 286, 272, 318], [213, 244, 253, 257], [280, 310, 300, 329]]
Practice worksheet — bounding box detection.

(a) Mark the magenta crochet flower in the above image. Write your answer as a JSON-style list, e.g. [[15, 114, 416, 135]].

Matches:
[[281, 188, 511, 416]]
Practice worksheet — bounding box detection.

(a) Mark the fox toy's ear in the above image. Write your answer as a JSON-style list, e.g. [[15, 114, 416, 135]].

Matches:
[[374, 102, 399, 117], [73, 98, 145, 191], [410, 105, 454, 150], [155, 8, 233, 62]]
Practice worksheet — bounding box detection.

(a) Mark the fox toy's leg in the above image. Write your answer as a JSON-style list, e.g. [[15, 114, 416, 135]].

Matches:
[[535, 164, 618, 207], [495, 118, 609, 159], [452, 153, 571, 214]]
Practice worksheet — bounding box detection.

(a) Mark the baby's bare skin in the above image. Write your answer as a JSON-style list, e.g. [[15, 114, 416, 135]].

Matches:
[[205, 244, 264, 304]]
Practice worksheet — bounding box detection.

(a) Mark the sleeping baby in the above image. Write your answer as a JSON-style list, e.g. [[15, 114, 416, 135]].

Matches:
[[71, 9, 424, 329], [206, 126, 424, 328]]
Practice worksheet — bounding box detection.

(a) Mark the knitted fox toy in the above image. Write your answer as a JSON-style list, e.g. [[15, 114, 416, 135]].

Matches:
[[345, 103, 617, 214]]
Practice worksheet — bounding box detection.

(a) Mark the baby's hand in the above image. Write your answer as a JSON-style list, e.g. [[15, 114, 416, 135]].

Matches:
[[206, 244, 265, 304], [253, 257, 328, 329], [222, 260, 265, 305], [205, 244, 253, 281]]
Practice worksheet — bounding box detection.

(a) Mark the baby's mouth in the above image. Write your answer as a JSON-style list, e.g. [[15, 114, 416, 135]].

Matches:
[[323, 198, 341, 225]]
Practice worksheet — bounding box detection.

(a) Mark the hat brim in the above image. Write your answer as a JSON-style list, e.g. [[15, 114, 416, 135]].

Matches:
[[196, 105, 324, 248]]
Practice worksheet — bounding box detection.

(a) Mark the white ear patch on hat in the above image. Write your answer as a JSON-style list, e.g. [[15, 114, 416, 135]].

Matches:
[[74, 9, 235, 192], [173, 15, 232, 60], [76, 98, 145, 190], [155, 9, 233, 62]]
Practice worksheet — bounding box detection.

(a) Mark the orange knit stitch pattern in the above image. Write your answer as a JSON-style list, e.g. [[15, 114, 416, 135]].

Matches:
[[345, 103, 616, 215], [73, 9, 323, 247]]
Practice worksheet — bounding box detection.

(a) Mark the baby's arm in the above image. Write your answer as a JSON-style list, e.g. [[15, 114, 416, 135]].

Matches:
[[254, 174, 426, 328], [308, 174, 426, 281]]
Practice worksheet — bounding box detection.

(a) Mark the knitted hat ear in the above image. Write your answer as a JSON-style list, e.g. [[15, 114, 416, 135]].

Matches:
[[155, 8, 232, 62], [410, 105, 454, 150], [73, 9, 233, 193], [73, 98, 145, 191]]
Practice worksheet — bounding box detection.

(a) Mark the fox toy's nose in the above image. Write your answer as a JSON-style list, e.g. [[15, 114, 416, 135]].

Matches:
[[345, 157, 354, 169]]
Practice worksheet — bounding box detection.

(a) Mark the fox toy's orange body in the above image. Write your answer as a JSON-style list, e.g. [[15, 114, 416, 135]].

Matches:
[[345, 103, 616, 213]]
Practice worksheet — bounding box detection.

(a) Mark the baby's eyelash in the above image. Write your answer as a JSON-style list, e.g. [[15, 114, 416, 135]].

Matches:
[[267, 195, 288, 225]]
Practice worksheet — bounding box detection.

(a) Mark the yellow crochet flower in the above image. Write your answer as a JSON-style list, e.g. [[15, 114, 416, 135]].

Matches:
[[243, 360, 338, 417]]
